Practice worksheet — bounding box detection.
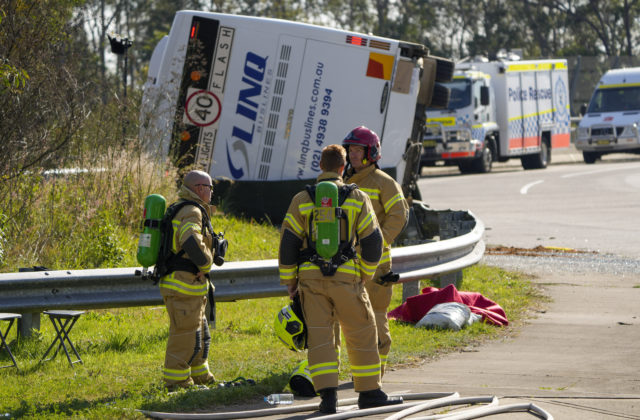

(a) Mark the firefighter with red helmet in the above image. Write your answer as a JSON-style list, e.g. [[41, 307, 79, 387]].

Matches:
[[278, 144, 402, 413], [342, 126, 410, 376]]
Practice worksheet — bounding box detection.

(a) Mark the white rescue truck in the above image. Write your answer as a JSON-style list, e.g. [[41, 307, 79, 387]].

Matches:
[[140, 11, 452, 223], [576, 67, 640, 163], [420, 59, 571, 173]]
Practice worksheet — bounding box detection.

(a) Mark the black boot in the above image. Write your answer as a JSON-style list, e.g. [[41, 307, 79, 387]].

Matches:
[[318, 387, 338, 414], [358, 388, 403, 409]]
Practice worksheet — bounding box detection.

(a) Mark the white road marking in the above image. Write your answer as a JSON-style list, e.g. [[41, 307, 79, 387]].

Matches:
[[520, 180, 544, 195]]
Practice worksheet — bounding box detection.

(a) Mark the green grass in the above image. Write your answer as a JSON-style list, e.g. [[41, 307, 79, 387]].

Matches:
[[0, 263, 542, 419]]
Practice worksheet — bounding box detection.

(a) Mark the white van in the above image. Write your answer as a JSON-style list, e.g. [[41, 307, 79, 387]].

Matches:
[[576, 67, 640, 163], [140, 11, 452, 222]]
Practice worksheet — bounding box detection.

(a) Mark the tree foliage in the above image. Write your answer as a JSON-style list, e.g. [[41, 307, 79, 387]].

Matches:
[[70, 0, 640, 95], [0, 0, 93, 181]]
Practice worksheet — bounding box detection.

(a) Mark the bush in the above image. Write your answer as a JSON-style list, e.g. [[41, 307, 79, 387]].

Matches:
[[0, 144, 180, 271]]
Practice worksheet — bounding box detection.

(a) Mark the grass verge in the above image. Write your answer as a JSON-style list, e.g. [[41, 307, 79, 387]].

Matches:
[[0, 263, 543, 419]]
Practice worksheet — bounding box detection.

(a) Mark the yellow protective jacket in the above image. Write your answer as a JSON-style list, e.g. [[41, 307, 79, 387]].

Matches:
[[344, 164, 409, 274], [279, 172, 383, 287], [159, 185, 215, 297]]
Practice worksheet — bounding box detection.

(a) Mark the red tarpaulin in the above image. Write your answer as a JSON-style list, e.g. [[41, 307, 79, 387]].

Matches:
[[388, 284, 509, 326]]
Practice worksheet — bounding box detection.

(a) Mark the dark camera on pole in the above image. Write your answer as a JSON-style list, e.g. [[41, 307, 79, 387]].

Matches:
[[108, 35, 132, 55]]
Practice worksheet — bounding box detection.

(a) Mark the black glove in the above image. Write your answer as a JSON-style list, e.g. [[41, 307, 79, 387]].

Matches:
[[375, 271, 400, 285]]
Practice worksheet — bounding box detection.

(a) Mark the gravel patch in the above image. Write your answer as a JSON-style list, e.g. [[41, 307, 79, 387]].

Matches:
[[482, 249, 640, 278]]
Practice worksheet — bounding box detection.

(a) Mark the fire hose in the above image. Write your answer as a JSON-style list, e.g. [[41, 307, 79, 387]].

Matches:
[[138, 391, 553, 419]]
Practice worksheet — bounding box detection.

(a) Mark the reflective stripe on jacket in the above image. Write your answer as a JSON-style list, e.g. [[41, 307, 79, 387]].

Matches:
[[159, 185, 214, 297], [345, 165, 409, 272]]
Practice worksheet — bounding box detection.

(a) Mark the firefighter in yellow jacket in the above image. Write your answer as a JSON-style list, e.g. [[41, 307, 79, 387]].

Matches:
[[278, 144, 402, 413], [160, 170, 216, 390], [343, 126, 410, 375]]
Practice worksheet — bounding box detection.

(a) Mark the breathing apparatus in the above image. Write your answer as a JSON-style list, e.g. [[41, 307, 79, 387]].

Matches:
[[212, 232, 228, 266], [136, 194, 167, 270]]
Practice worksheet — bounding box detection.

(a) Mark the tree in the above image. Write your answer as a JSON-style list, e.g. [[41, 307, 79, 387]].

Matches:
[[551, 0, 640, 56], [0, 11, 29, 94], [0, 0, 93, 180]]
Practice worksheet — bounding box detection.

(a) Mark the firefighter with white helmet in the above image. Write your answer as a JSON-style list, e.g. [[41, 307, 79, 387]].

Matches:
[[278, 144, 402, 413], [342, 126, 410, 376]]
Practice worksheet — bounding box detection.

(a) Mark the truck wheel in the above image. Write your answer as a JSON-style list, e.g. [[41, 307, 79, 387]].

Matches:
[[521, 141, 549, 170], [458, 161, 474, 174], [583, 151, 599, 164], [472, 144, 493, 173]]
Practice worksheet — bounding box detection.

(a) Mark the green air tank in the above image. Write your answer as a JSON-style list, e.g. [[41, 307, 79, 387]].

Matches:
[[136, 194, 166, 268], [313, 181, 339, 259]]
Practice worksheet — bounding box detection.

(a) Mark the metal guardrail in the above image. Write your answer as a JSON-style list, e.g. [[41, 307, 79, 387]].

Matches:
[[0, 209, 484, 316]]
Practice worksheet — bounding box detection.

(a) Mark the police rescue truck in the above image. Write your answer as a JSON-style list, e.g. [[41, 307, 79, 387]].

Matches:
[[576, 67, 640, 163], [420, 59, 571, 173], [140, 11, 452, 223]]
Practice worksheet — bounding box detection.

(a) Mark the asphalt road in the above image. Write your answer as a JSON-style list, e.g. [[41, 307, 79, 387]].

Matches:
[[418, 148, 640, 258]]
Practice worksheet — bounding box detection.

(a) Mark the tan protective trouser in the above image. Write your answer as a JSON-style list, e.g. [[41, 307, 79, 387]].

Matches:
[[299, 277, 381, 392], [334, 275, 393, 376], [163, 295, 211, 385], [365, 278, 393, 375]]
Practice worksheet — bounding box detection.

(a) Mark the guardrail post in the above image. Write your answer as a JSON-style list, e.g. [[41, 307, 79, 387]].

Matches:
[[437, 271, 462, 288], [18, 312, 40, 337], [401, 281, 421, 302]]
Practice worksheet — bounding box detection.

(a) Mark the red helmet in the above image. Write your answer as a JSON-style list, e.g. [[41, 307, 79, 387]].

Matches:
[[343, 126, 381, 163]]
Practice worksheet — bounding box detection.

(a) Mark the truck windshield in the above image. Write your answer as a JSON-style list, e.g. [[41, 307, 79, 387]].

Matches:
[[587, 86, 640, 113], [428, 79, 471, 110]]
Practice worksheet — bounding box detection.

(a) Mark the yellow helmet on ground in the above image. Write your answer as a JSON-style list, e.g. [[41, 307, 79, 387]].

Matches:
[[289, 359, 316, 397]]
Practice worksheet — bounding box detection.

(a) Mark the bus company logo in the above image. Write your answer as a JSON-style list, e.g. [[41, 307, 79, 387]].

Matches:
[[227, 51, 268, 179]]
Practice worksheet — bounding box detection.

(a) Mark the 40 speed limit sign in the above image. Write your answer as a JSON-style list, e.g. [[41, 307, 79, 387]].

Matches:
[[183, 88, 221, 127]]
